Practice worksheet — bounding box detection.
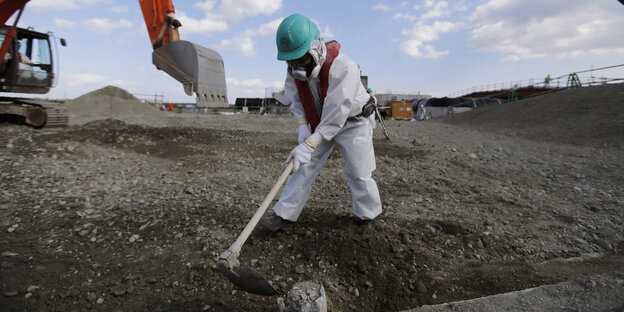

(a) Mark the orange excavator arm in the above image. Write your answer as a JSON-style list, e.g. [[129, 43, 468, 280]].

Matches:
[[138, 0, 179, 49], [0, 0, 29, 63], [138, 0, 228, 107]]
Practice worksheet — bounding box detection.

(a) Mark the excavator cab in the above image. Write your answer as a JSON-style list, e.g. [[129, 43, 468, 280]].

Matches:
[[0, 26, 63, 94]]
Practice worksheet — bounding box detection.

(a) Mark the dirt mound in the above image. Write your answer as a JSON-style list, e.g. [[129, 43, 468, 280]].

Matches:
[[65, 85, 164, 125], [442, 83, 624, 148]]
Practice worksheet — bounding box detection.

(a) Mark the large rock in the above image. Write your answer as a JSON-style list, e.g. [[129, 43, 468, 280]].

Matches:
[[278, 281, 328, 312]]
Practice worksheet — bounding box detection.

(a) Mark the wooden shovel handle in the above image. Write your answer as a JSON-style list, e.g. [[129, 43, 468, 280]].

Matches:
[[227, 161, 294, 256]]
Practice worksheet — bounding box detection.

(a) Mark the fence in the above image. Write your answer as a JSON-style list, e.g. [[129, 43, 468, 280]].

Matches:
[[449, 64, 624, 98]]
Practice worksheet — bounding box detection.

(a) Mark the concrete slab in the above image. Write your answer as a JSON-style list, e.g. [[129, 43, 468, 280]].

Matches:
[[402, 271, 624, 312]]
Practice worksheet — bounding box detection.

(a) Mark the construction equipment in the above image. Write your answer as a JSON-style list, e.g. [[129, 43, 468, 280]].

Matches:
[[217, 162, 294, 296], [139, 0, 228, 107], [567, 73, 582, 89], [0, 0, 68, 127], [0, 0, 228, 128], [371, 95, 391, 140]]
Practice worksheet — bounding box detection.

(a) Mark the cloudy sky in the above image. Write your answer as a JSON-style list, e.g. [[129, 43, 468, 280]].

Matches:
[[9, 0, 624, 103]]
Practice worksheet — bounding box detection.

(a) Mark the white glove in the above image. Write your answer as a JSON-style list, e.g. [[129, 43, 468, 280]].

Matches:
[[297, 124, 311, 144], [287, 134, 320, 173], [286, 143, 314, 173]]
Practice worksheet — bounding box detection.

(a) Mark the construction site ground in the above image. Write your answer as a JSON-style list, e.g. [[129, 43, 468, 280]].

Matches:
[[1, 84, 623, 311]]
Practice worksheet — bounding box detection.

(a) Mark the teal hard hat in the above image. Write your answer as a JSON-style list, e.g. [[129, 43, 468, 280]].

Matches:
[[276, 14, 320, 61], [367, 88, 373, 93]]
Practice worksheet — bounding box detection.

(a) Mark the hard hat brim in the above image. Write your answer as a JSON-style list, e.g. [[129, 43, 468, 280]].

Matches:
[[277, 43, 310, 61]]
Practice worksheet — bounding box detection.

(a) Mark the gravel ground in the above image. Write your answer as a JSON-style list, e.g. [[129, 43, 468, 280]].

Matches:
[[1, 84, 622, 311]]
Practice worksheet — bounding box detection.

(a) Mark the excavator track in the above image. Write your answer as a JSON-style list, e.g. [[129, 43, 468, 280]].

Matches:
[[0, 97, 68, 128]]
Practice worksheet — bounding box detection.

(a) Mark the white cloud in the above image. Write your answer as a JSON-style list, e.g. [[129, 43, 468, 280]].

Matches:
[[393, 13, 416, 21], [227, 77, 283, 97], [420, 0, 450, 20], [176, 12, 228, 34], [194, 1, 218, 11], [244, 18, 282, 37], [110, 5, 129, 13], [218, 18, 281, 58], [217, 36, 255, 57], [82, 18, 133, 35], [27, 0, 103, 12], [178, 1, 282, 36], [402, 21, 460, 42], [54, 18, 76, 28], [373, 3, 391, 11], [257, 18, 282, 35], [398, 41, 449, 59], [399, 21, 460, 59], [216, 0, 282, 20], [468, 0, 624, 60], [308, 19, 335, 39]]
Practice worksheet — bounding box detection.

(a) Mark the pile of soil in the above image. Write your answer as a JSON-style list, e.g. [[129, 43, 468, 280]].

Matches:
[[0, 84, 622, 311], [442, 83, 624, 149], [65, 86, 164, 125]]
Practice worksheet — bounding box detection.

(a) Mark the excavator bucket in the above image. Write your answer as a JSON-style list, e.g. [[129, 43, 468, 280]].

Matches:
[[152, 40, 228, 107]]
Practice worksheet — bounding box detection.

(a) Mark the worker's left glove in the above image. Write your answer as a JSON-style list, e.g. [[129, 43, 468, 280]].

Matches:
[[360, 95, 377, 118], [287, 133, 321, 173]]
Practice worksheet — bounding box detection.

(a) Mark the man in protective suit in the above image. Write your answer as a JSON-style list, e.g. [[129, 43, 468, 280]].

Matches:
[[260, 14, 382, 231]]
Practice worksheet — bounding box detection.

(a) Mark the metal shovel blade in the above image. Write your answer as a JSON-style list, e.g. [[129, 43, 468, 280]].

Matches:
[[152, 40, 228, 107], [217, 259, 280, 296]]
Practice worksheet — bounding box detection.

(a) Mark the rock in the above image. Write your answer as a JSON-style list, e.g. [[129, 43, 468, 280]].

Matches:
[[295, 265, 305, 274], [596, 239, 612, 251], [111, 285, 126, 296], [476, 239, 484, 249], [86, 292, 97, 302], [425, 224, 436, 234], [318, 261, 327, 269], [279, 281, 327, 312], [417, 281, 427, 294], [4, 290, 18, 297], [129, 234, 139, 243]]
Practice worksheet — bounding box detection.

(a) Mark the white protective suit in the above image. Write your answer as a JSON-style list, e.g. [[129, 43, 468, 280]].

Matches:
[[273, 40, 383, 221]]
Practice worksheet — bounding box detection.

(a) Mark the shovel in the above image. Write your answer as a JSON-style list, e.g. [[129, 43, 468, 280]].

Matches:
[[217, 161, 294, 296]]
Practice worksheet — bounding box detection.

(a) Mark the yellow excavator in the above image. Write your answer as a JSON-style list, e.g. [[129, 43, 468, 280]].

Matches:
[[0, 0, 227, 128]]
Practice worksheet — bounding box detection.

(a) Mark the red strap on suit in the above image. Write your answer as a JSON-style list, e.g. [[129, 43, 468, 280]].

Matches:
[[294, 40, 341, 132]]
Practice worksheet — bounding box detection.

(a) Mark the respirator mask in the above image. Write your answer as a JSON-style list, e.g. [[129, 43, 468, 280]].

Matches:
[[287, 40, 326, 81], [288, 53, 316, 81]]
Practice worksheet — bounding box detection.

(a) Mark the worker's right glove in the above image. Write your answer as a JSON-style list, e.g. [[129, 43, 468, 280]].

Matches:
[[297, 124, 311, 144], [287, 135, 319, 173]]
